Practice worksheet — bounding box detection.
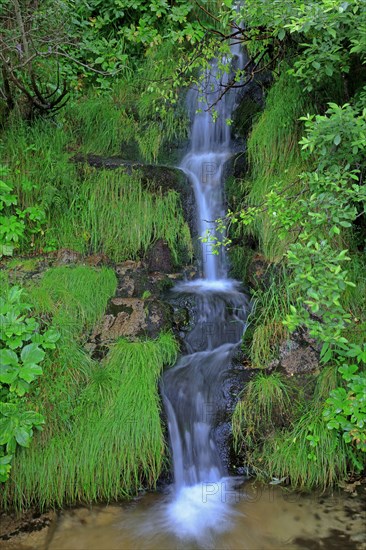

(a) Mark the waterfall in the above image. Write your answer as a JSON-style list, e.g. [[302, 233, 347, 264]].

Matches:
[[160, 41, 249, 541]]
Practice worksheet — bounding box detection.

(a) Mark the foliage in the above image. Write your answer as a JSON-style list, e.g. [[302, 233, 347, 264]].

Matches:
[[322, 343, 366, 453], [0, 0, 206, 115], [0, 285, 59, 481], [220, 0, 366, 484], [0, 166, 47, 257]]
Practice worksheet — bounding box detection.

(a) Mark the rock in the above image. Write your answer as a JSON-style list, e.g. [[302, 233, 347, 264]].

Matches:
[[0, 510, 57, 550], [145, 239, 173, 273], [232, 70, 272, 140], [212, 364, 254, 473], [89, 297, 172, 345], [271, 327, 321, 376], [86, 253, 110, 266], [55, 248, 82, 265], [247, 253, 274, 289], [115, 261, 142, 277]]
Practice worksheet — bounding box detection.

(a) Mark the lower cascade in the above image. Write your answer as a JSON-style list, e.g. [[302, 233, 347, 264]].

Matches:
[[159, 43, 249, 540]]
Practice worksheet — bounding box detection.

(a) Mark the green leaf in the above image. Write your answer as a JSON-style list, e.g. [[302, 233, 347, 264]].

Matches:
[[0, 365, 19, 384], [19, 364, 43, 383], [14, 427, 31, 447], [0, 349, 18, 367], [333, 134, 341, 146], [12, 378, 30, 396], [20, 343, 45, 366]]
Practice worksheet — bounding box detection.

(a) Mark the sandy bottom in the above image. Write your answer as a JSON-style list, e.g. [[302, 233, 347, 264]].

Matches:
[[44, 480, 366, 550]]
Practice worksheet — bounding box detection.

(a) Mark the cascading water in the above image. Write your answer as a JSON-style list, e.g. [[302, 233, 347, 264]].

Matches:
[[160, 42, 250, 541]]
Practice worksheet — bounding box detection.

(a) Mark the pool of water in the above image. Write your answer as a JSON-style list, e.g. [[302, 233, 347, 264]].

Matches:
[[46, 480, 366, 550]]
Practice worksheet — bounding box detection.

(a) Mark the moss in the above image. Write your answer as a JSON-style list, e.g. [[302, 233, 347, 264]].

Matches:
[[4, 257, 40, 272]]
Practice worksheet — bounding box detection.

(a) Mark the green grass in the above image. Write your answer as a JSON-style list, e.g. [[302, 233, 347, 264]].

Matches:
[[232, 372, 294, 452], [27, 265, 117, 338], [0, 117, 76, 212], [233, 367, 351, 491], [260, 407, 349, 491], [51, 167, 193, 264], [237, 71, 312, 261], [3, 333, 178, 511], [246, 275, 292, 368], [24, 266, 117, 434], [64, 42, 188, 162], [65, 92, 137, 156], [2, 265, 178, 511]]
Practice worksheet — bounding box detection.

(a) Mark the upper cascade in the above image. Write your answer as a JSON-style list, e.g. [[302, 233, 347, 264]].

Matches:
[[180, 42, 246, 281]]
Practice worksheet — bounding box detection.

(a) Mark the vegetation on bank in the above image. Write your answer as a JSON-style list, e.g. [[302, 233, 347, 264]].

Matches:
[[224, 0, 366, 489], [1, 266, 178, 510]]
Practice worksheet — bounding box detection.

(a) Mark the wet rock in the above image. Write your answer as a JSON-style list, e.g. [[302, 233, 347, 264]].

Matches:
[[89, 297, 172, 345], [0, 509, 57, 550], [232, 70, 272, 140], [145, 239, 173, 273], [115, 261, 177, 299], [211, 364, 254, 473], [270, 327, 321, 376]]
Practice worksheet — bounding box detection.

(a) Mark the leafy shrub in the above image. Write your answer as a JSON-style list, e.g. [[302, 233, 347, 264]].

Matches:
[[0, 166, 48, 257], [0, 286, 59, 481]]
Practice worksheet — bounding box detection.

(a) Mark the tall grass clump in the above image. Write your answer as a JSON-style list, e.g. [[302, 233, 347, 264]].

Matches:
[[3, 333, 178, 510], [240, 71, 312, 261], [65, 93, 137, 156], [25, 266, 117, 433], [260, 407, 349, 491], [53, 168, 193, 264], [232, 372, 294, 453], [233, 367, 351, 491], [246, 274, 292, 368], [28, 265, 117, 338]]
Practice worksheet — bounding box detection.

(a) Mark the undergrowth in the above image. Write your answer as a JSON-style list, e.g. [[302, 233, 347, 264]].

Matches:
[[232, 372, 293, 451], [232, 366, 356, 491], [51, 168, 192, 264], [2, 265, 178, 510], [232, 71, 311, 261], [245, 271, 292, 368], [64, 41, 189, 162]]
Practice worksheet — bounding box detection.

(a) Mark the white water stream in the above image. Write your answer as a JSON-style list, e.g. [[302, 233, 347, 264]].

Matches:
[[159, 42, 250, 541]]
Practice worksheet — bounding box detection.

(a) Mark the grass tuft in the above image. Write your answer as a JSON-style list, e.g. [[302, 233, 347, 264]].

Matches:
[[51, 168, 193, 264], [232, 372, 293, 452], [235, 71, 312, 261], [260, 407, 349, 491]]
